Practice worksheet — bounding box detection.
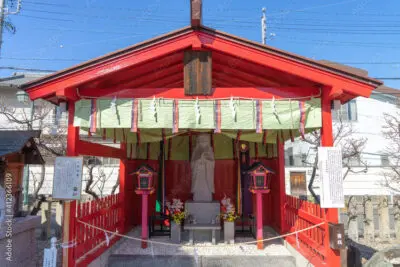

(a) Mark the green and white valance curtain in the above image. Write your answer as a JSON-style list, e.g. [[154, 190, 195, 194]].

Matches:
[[74, 97, 321, 149]]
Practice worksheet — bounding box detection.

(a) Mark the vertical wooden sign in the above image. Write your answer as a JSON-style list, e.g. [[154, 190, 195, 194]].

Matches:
[[190, 0, 202, 27], [184, 50, 212, 95]]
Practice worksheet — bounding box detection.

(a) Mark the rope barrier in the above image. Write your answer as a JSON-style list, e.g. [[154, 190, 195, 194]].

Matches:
[[75, 219, 325, 248], [76, 87, 322, 101]]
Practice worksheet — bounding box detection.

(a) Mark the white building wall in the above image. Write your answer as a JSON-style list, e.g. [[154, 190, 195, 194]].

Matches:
[[285, 94, 399, 197]]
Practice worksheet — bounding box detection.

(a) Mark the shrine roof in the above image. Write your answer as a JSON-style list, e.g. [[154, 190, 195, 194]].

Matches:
[[22, 26, 381, 90], [21, 25, 382, 104]]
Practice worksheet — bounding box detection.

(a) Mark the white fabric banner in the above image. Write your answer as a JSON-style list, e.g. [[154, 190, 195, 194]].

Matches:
[[318, 147, 345, 208]]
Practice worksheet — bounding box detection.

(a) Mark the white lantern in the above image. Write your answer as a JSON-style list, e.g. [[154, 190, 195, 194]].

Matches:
[[16, 90, 30, 104]]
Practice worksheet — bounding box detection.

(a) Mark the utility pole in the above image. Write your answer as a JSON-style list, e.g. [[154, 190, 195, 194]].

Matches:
[[0, 0, 22, 55], [261, 7, 267, 44], [0, 0, 5, 55]]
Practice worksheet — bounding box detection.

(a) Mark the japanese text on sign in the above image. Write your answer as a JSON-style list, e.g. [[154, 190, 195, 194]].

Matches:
[[318, 147, 344, 208], [52, 157, 83, 200]]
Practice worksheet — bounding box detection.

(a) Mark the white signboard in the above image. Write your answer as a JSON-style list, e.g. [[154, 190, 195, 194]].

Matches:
[[318, 147, 344, 208], [42, 247, 57, 267], [52, 157, 83, 200]]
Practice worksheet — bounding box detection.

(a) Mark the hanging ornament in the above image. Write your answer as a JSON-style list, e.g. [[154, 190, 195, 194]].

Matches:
[[194, 97, 201, 124], [229, 96, 237, 121], [110, 96, 117, 116], [149, 96, 158, 122], [271, 96, 278, 118]]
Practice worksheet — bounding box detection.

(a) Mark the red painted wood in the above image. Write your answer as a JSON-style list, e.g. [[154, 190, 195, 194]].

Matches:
[[141, 193, 149, 248], [26, 33, 195, 100], [63, 100, 79, 267], [199, 32, 376, 97], [119, 143, 129, 233], [77, 86, 320, 99], [321, 86, 341, 267], [256, 192, 264, 249], [277, 140, 287, 234], [75, 194, 123, 267], [77, 140, 124, 159]]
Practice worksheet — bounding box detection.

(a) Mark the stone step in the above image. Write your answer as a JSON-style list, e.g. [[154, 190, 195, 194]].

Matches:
[[108, 254, 296, 267]]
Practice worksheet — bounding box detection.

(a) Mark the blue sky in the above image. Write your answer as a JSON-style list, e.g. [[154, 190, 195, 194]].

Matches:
[[2, 0, 400, 88]]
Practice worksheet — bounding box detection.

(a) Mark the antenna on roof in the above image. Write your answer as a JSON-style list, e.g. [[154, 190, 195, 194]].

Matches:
[[190, 0, 202, 28], [261, 7, 267, 44]]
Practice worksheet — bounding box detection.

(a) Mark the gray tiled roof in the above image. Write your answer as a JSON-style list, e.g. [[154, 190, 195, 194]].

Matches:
[[0, 130, 41, 157], [0, 72, 48, 88]]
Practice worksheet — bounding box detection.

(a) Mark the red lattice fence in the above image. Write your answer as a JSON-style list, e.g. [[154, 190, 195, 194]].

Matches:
[[284, 195, 328, 266], [74, 194, 123, 267]]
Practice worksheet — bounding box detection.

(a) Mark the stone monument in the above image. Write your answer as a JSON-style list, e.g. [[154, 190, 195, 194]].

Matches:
[[190, 134, 215, 202], [185, 135, 220, 242]]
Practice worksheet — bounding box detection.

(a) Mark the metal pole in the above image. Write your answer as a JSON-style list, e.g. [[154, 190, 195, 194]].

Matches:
[[261, 7, 267, 45], [0, 0, 5, 55]]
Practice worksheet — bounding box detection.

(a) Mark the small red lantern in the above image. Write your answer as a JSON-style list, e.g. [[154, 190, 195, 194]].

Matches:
[[131, 164, 156, 191], [246, 162, 274, 190]]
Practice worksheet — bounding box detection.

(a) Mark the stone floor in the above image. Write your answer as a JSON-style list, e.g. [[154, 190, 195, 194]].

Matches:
[[111, 226, 292, 257]]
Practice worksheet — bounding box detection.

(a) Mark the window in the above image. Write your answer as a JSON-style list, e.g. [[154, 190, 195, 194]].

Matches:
[[381, 155, 390, 166], [332, 100, 357, 121], [290, 172, 307, 197]]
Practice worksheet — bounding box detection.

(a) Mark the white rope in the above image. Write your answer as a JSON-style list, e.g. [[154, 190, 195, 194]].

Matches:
[[76, 219, 325, 248], [76, 87, 322, 102]]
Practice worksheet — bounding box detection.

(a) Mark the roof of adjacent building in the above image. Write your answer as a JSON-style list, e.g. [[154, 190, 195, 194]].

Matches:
[[0, 72, 47, 89], [0, 130, 44, 164]]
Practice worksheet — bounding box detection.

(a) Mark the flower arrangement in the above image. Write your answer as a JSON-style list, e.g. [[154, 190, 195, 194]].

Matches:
[[220, 196, 238, 222], [166, 198, 187, 225]]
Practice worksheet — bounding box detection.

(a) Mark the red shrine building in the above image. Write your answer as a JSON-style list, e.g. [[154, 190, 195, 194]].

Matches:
[[22, 1, 382, 266]]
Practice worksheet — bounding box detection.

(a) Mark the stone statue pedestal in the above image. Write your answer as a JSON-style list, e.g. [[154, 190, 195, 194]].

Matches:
[[185, 201, 220, 242]]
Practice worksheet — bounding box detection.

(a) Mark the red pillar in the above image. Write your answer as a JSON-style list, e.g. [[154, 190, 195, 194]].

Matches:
[[321, 87, 341, 267], [141, 193, 149, 248], [119, 143, 129, 233], [277, 140, 287, 234], [62, 100, 79, 267], [256, 192, 264, 249]]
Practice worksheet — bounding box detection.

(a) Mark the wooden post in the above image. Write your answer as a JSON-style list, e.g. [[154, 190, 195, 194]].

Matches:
[[190, 0, 202, 27], [62, 100, 79, 267], [321, 87, 341, 267], [119, 143, 128, 233], [256, 191, 263, 249], [141, 193, 149, 248], [277, 140, 287, 234]]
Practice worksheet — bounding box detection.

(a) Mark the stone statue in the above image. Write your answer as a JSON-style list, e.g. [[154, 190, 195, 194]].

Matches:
[[191, 135, 215, 202]]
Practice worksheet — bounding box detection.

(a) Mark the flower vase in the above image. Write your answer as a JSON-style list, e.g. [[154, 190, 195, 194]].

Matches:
[[171, 221, 182, 244], [224, 221, 235, 244]]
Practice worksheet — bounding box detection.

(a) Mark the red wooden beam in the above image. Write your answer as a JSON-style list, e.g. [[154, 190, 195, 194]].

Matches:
[[115, 63, 183, 89], [199, 32, 376, 97], [212, 52, 310, 87], [102, 55, 183, 89], [76, 86, 319, 99], [213, 62, 282, 87], [77, 140, 124, 159], [26, 33, 196, 100]]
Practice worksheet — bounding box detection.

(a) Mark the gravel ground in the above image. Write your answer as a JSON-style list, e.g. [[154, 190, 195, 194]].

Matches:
[[112, 226, 292, 257]]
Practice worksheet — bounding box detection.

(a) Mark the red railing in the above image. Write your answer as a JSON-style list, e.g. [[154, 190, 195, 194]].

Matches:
[[74, 194, 123, 267], [284, 195, 327, 266]]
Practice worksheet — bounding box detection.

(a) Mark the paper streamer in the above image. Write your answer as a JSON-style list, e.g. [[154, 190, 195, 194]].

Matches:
[[214, 100, 221, 133], [299, 101, 306, 139], [89, 99, 97, 133], [256, 100, 263, 133], [131, 98, 138, 133]]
